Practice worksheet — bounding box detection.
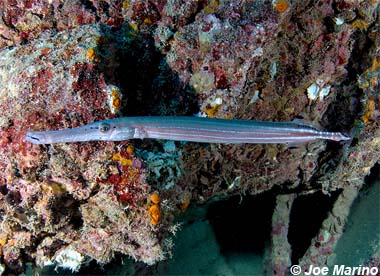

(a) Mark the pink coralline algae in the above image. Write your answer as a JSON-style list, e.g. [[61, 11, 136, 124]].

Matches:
[[0, 0, 126, 48]]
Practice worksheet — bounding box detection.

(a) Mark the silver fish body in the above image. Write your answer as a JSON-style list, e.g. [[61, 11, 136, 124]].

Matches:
[[24, 116, 350, 145]]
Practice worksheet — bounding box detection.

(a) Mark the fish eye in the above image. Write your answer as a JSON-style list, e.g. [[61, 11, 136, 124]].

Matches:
[[99, 123, 110, 133]]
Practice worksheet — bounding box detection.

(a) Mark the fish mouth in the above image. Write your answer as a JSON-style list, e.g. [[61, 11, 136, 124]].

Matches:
[[24, 131, 49, 144]]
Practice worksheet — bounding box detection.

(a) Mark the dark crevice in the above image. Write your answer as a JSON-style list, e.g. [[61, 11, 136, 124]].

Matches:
[[288, 190, 341, 263], [314, 29, 375, 184], [81, 0, 97, 14], [207, 191, 276, 255], [352, 162, 380, 202], [364, 162, 380, 185], [98, 1, 110, 17], [183, 1, 204, 29], [0, 183, 7, 195], [80, 0, 100, 21], [96, 23, 199, 117], [324, 30, 374, 132]]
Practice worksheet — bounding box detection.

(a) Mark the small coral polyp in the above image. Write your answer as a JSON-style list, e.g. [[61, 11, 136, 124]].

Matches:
[[149, 204, 161, 225], [150, 192, 161, 205], [86, 48, 98, 61], [273, 0, 290, 13], [108, 145, 148, 205], [106, 85, 123, 114], [148, 192, 161, 225]]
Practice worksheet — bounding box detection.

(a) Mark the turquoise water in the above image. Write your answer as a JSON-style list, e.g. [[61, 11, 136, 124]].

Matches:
[[156, 218, 264, 275], [334, 180, 380, 266]]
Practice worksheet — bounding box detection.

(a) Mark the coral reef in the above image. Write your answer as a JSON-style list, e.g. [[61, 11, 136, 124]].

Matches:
[[0, 0, 379, 274], [0, 24, 167, 273]]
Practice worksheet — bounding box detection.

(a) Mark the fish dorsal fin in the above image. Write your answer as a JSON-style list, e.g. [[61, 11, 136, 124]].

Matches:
[[291, 117, 318, 129]]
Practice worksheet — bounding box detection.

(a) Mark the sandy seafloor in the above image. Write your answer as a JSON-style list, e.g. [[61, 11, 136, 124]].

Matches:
[[34, 177, 379, 275]]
